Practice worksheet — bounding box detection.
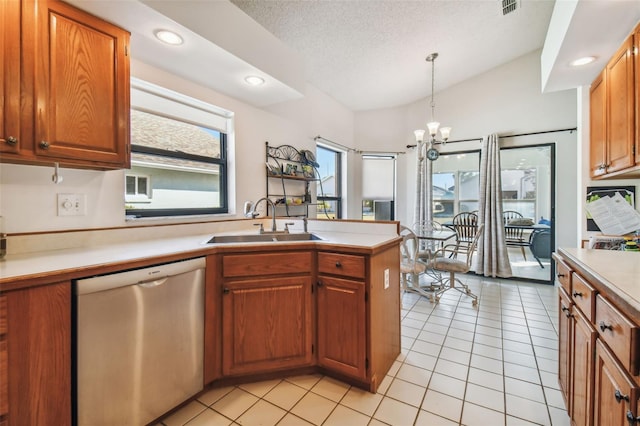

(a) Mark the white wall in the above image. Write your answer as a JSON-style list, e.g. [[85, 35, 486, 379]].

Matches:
[[354, 50, 579, 248], [0, 59, 356, 234]]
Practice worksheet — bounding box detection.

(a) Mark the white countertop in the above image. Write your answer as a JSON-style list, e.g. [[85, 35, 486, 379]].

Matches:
[[558, 247, 640, 314], [0, 226, 399, 286]]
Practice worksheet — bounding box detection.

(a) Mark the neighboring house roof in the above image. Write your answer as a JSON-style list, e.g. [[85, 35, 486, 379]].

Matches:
[[130, 109, 221, 171], [131, 109, 221, 158]]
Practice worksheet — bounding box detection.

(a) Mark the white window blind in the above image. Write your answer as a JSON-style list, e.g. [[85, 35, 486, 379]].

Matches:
[[362, 156, 395, 199]]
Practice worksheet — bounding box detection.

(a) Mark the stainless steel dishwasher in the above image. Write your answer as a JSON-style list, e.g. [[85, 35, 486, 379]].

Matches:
[[75, 257, 205, 426]]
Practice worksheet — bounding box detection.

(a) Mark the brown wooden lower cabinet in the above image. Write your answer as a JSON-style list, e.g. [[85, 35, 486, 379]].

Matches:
[[317, 275, 366, 380], [594, 340, 639, 426], [206, 244, 400, 393], [0, 295, 7, 422], [221, 275, 313, 376], [555, 252, 640, 426], [571, 307, 596, 426], [5, 281, 71, 426], [558, 288, 572, 410]]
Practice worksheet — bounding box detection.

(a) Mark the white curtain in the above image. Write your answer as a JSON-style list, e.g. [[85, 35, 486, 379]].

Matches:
[[477, 134, 512, 277], [413, 141, 433, 226]]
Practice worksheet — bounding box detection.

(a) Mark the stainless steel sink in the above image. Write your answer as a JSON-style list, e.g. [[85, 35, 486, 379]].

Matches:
[[207, 233, 322, 244]]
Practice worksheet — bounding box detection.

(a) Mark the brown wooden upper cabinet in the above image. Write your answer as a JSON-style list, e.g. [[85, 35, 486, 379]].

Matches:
[[635, 23, 640, 166], [1, 0, 130, 170], [0, 0, 22, 156], [590, 22, 639, 179]]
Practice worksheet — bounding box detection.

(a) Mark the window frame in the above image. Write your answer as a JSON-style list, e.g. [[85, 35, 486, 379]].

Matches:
[[125, 173, 151, 201], [316, 145, 343, 219], [126, 78, 232, 218]]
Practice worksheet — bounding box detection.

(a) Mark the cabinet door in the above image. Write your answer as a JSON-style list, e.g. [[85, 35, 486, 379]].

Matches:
[[635, 23, 640, 166], [7, 282, 71, 425], [317, 276, 366, 380], [606, 36, 635, 174], [0, 0, 21, 154], [594, 340, 639, 426], [571, 309, 596, 426], [32, 0, 130, 167], [0, 295, 6, 418], [590, 70, 607, 177], [558, 289, 572, 410], [222, 276, 313, 376]]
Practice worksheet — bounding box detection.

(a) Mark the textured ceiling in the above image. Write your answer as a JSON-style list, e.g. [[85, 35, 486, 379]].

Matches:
[[231, 0, 556, 111]]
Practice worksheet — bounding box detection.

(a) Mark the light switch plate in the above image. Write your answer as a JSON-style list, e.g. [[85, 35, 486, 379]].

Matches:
[[57, 193, 86, 216], [384, 268, 390, 289]]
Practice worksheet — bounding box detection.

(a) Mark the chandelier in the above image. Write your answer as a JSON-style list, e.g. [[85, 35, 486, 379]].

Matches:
[[414, 52, 451, 161]]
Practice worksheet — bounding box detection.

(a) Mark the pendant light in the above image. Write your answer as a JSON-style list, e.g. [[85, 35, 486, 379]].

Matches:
[[414, 52, 451, 161]]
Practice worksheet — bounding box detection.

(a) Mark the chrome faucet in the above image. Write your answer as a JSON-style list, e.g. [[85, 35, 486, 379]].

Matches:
[[246, 197, 277, 233]]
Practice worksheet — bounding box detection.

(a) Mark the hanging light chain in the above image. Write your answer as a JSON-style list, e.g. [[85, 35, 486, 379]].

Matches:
[[426, 52, 438, 122]]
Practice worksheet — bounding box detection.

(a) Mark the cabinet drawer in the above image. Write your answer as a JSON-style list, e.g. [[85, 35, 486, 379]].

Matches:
[[595, 295, 639, 375], [571, 273, 596, 322], [318, 252, 365, 279], [223, 251, 312, 278], [555, 259, 572, 295]]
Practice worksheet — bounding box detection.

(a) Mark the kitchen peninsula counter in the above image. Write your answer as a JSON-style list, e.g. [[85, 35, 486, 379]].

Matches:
[[0, 219, 401, 292], [1, 219, 402, 424]]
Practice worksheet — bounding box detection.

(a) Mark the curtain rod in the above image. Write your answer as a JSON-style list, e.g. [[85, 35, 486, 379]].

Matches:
[[405, 127, 577, 149], [314, 135, 405, 155], [314, 135, 357, 152]]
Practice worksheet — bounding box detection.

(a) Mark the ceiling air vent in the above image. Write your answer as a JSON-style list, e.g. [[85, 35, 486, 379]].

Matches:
[[502, 0, 517, 15]]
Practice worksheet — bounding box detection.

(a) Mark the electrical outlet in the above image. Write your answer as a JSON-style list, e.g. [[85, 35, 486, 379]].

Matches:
[[57, 193, 86, 216], [384, 268, 390, 289]]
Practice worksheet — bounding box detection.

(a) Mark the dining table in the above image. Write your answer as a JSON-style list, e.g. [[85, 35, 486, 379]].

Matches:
[[412, 228, 457, 289]]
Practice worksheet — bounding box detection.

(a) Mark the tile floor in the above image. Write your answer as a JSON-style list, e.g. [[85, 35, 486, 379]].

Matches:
[[159, 275, 570, 426]]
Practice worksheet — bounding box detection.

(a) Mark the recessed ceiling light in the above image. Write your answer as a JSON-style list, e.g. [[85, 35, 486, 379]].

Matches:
[[154, 30, 183, 46], [570, 56, 596, 67], [244, 75, 265, 86]]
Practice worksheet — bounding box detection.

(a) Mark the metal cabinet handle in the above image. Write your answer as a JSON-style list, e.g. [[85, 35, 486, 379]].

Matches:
[[615, 389, 630, 403], [557, 273, 565, 278], [561, 306, 569, 313], [335, 261, 342, 268], [599, 321, 613, 332], [572, 291, 583, 298], [317, 281, 323, 287], [6, 136, 17, 146], [626, 410, 639, 426], [39, 140, 50, 150], [223, 287, 229, 295]]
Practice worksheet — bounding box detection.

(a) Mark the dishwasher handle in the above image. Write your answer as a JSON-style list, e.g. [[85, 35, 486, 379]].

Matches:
[[137, 277, 169, 288]]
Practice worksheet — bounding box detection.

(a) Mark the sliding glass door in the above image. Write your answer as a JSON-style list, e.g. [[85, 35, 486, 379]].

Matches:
[[431, 144, 554, 283], [500, 145, 554, 282]]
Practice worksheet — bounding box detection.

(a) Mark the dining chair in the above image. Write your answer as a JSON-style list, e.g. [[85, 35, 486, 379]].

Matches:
[[529, 229, 551, 268], [399, 225, 431, 297], [427, 224, 484, 306], [451, 212, 478, 254], [503, 210, 527, 260]]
